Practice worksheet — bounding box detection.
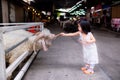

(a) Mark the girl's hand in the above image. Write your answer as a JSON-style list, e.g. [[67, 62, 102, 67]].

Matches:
[[60, 32, 65, 36], [78, 40, 88, 45], [86, 40, 93, 44], [81, 41, 87, 45]]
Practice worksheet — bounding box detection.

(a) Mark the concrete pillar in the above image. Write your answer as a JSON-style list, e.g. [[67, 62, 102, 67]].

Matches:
[[1, 0, 9, 23], [0, 0, 2, 22], [15, 5, 24, 22]]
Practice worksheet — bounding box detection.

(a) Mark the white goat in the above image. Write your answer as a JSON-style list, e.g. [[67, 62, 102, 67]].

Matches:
[[3, 28, 56, 64]]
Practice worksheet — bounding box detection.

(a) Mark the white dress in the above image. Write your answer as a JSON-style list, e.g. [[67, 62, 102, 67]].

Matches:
[[79, 32, 99, 64]]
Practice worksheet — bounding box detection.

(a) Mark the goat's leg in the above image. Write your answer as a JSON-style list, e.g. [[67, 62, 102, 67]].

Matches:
[[33, 34, 44, 53], [41, 39, 48, 51], [33, 42, 37, 53]]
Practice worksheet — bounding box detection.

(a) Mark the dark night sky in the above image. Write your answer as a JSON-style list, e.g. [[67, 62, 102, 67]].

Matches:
[[31, 0, 113, 11]]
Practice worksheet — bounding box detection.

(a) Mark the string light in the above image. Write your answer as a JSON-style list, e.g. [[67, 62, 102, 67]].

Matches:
[[33, 9, 35, 11], [28, 7, 30, 10]]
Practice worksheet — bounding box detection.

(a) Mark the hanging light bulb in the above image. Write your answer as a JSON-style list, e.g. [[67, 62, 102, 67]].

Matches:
[[33, 9, 35, 11], [27, 7, 29, 10]]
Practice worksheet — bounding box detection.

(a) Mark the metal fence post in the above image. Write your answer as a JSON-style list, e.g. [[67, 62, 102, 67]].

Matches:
[[40, 23, 44, 31], [0, 28, 6, 80]]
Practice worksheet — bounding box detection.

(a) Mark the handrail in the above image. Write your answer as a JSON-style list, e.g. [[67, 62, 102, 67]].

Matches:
[[2, 23, 43, 33], [14, 51, 39, 80], [6, 51, 29, 77], [5, 37, 28, 54], [0, 22, 43, 26]]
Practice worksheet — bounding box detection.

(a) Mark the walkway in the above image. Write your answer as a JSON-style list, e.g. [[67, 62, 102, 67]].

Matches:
[[23, 23, 120, 80]]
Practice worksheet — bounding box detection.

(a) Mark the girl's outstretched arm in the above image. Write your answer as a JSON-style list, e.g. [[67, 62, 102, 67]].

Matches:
[[60, 31, 80, 37]]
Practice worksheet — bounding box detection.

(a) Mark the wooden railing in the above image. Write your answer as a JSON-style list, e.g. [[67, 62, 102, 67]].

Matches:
[[0, 22, 44, 80]]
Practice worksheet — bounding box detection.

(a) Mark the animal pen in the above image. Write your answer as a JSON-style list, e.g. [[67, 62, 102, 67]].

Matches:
[[0, 22, 44, 80]]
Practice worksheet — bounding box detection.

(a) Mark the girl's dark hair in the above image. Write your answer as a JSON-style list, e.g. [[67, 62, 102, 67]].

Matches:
[[79, 20, 91, 34]]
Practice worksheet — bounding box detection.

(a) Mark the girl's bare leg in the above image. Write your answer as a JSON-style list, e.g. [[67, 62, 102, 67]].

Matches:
[[81, 64, 90, 71], [83, 64, 95, 74]]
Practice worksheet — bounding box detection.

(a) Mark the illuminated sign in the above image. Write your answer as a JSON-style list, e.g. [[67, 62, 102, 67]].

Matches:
[[56, 0, 83, 13], [23, 0, 34, 4], [68, 3, 82, 12], [70, 9, 85, 15]]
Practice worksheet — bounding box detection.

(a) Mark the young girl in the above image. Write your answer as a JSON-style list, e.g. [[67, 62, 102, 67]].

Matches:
[[59, 21, 99, 74]]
